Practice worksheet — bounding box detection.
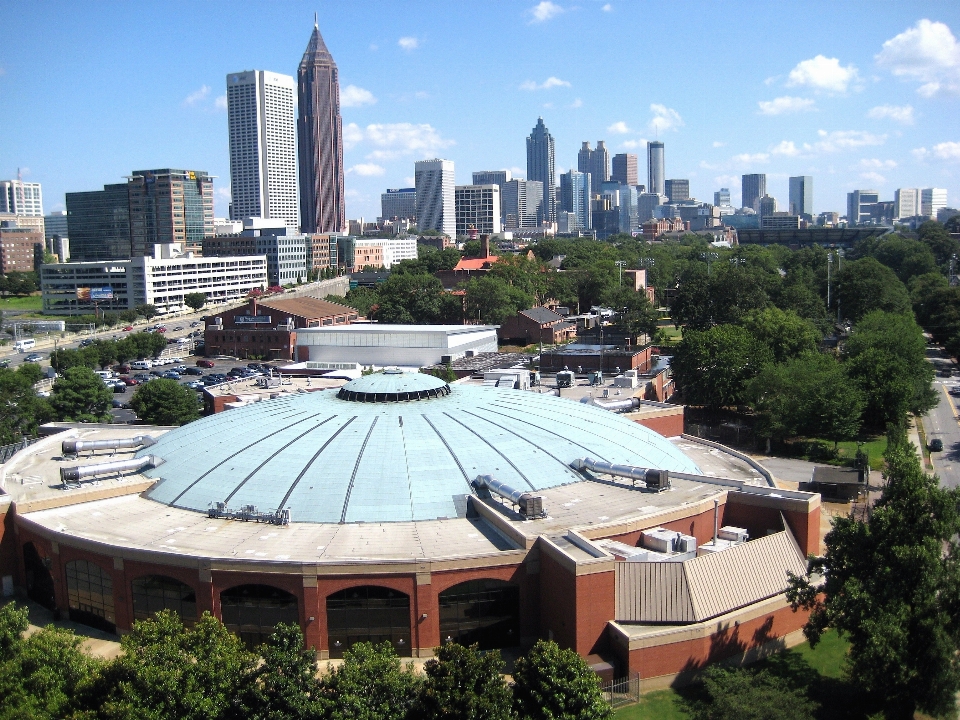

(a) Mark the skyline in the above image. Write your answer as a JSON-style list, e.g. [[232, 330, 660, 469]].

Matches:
[[3, 2, 960, 222]]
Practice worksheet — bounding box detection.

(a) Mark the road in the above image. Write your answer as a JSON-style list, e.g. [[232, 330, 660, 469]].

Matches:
[[919, 345, 960, 489]]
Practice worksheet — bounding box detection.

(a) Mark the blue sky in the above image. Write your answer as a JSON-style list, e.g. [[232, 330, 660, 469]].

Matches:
[[3, 1, 960, 220]]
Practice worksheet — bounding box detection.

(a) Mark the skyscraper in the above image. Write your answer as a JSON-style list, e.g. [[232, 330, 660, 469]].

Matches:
[[65, 183, 131, 261], [526, 118, 556, 223], [415, 159, 456, 237], [921, 188, 948, 219], [611, 154, 638, 186], [847, 190, 879, 225], [559, 170, 591, 231], [502, 180, 543, 229], [0, 180, 43, 216], [578, 142, 610, 189], [472, 170, 512, 193], [714, 188, 731, 206], [226, 70, 298, 230], [298, 17, 346, 234], [455, 185, 501, 235], [741, 174, 767, 212], [647, 142, 665, 196], [894, 188, 920, 219], [664, 179, 689, 203], [788, 176, 813, 218], [381, 188, 416, 221], [127, 169, 214, 256]]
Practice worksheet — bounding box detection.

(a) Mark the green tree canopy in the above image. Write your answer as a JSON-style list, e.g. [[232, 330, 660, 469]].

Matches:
[[740, 307, 821, 364], [843, 310, 936, 429], [0, 366, 53, 444], [416, 643, 514, 720], [327, 287, 380, 318], [835, 257, 911, 322], [320, 641, 420, 720], [684, 665, 818, 720], [747, 353, 864, 443], [671, 325, 773, 410], [371, 274, 461, 324], [135, 303, 158, 320], [788, 448, 960, 718], [462, 276, 532, 325], [130, 379, 200, 425], [51, 366, 113, 422], [511, 640, 612, 720], [870, 234, 938, 284], [183, 292, 207, 311], [917, 219, 958, 266]]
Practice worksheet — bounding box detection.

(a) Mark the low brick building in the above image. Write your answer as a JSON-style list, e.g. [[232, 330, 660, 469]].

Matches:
[[498, 307, 578, 345], [0, 225, 43, 273], [204, 296, 358, 360]]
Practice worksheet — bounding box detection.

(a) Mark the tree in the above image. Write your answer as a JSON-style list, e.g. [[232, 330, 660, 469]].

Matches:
[[917, 219, 958, 266], [51, 366, 113, 422], [0, 366, 53, 444], [511, 640, 612, 720], [747, 353, 864, 444], [49, 346, 99, 373], [671, 325, 773, 411], [843, 310, 936, 429], [416, 643, 515, 720], [0, 602, 101, 720], [684, 665, 818, 720], [320, 641, 420, 720], [135, 303, 158, 320], [870, 234, 938, 284], [788, 448, 960, 718], [90, 610, 255, 720], [371, 273, 460, 324], [835, 257, 911, 322], [238, 623, 326, 720], [130, 379, 200, 425], [329, 287, 380, 318], [602, 286, 659, 341], [463, 276, 531, 325], [184, 292, 207, 312], [740, 307, 821, 364]]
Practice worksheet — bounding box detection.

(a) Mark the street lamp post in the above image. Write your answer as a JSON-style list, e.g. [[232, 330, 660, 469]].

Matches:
[[837, 249, 844, 324], [827, 253, 832, 311], [615, 260, 626, 287]]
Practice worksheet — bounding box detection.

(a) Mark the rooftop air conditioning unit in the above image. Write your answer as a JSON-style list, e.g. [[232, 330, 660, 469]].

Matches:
[[465, 350, 475, 357]]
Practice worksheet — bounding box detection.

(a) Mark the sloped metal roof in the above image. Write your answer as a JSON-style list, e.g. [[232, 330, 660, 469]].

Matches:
[[141, 372, 700, 524]]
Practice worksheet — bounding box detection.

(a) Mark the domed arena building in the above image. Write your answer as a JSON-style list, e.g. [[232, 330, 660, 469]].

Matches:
[[0, 371, 820, 688]]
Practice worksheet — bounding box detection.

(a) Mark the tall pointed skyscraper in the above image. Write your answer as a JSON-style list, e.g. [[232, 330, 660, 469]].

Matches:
[[526, 118, 556, 223], [298, 15, 346, 233]]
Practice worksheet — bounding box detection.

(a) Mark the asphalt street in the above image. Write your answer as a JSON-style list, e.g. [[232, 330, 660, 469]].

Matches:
[[922, 377, 960, 489]]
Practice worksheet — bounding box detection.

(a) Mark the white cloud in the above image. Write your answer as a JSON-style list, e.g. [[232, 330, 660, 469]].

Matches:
[[712, 141, 726, 148], [607, 121, 631, 134], [807, 129, 887, 153], [933, 142, 960, 160], [183, 85, 210, 106], [529, 1, 563, 23], [648, 103, 683, 133], [398, 36, 419, 51], [341, 85, 377, 107], [344, 122, 454, 161], [214, 94, 227, 110], [569, 98, 583, 108], [602, 3, 612, 11], [369, 43, 378, 51], [860, 171, 887, 185], [858, 158, 897, 169], [348, 163, 386, 176], [913, 147, 930, 161], [867, 104, 915, 124], [758, 96, 816, 115], [621, 140, 642, 149], [732, 152, 770, 164], [520, 76, 571, 90], [509, 166, 525, 178], [787, 55, 859, 93], [404, 176, 415, 186], [875, 19, 960, 96], [770, 140, 800, 156], [215, 187, 232, 202]]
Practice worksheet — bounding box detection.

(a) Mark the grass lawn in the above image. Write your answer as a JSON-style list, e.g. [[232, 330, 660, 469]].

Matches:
[[0, 295, 42, 311], [830, 437, 887, 471], [614, 631, 855, 720]]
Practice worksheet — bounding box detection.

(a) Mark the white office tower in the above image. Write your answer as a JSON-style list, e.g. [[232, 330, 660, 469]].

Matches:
[[894, 188, 920, 220], [455, 185, 502, 235], [922, 188, 948, 219], [415, 159, 456, 237], [226, 70, 299, 231], [0, 180, 43, 216]]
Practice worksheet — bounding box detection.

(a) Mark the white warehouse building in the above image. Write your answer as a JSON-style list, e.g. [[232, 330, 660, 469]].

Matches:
[[40, 244, 268, 316], [294, 324, 499, 367]]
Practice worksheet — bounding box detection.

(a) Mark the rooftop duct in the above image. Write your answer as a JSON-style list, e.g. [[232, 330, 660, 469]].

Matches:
[[473, 474, 545, 518], [572, 457, 670, 491], [60, 455, 164, 485], [62, 435, 156, 456]]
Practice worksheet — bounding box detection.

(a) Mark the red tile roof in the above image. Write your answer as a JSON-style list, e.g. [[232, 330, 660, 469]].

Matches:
[[453, 255, 499, 271]]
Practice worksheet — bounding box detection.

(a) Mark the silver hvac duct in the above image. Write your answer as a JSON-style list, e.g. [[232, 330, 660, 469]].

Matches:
[[473, 474, 545, 518], [62, 435, 156, 455], [60, 455, 164, 484], [580, 397, 641, 412], [572, 457, 670, 490]]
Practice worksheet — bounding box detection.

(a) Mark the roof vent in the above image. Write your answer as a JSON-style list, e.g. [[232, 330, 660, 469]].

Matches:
[[337, 371, 451, 403]]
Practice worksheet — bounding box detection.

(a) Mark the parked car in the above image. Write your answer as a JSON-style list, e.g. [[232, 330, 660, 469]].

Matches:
[[190, 321, 201, 328], [196, 359, 215, 368], [23, 354, 43, 363], [156, 327, 166, 333], [181, 367, 203, 376], [112, 383, 127, 393], [115, 364, 131, 374], [79, 338, 95, 348], [162, 371, 181, 380], [122, 325, 134, 331], [119, 376, 139, 386], [133, 373, 152, 383], [930, 438, 944, 452], [111, 399, 129, 409]]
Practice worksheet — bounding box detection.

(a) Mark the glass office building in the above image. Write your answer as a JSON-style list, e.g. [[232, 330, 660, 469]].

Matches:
[[65, 184, 131, 261]]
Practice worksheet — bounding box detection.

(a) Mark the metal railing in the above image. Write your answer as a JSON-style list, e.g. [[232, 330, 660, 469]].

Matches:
[[0, 438, 40, 464], [600, 675, 641, 708]]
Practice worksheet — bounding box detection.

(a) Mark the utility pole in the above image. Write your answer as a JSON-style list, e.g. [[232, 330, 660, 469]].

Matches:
[[827, 253, 832, 311], [615, 260, 626, 287]]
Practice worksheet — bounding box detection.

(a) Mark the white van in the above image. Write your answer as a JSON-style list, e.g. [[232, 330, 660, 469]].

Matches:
[[94, 370, 115, 381], [130, 360, 152, 370], [14, 338, 36, 352]]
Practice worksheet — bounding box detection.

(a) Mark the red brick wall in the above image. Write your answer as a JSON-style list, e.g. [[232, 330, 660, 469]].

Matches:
[[624, 603, 812, 680], [633, 413, 684, 438], [603, 503, 724, 548], [723, 499, 820, 557], [538, 549, 579, 650], [575, 570, 615, 655], [0, 502, 20, 584]]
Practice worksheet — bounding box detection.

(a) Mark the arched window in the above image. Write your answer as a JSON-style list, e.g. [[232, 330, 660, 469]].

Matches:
[[65, 560, 116, 634], [22, 542, 55, 611], [438, 579, 520, 650], [132, 575, 197, 626], [220, 584, 298, 650], [326, 586, 411, 659]]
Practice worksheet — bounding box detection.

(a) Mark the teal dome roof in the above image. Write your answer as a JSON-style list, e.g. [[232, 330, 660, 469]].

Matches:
[[142, 372, 700, 524]]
